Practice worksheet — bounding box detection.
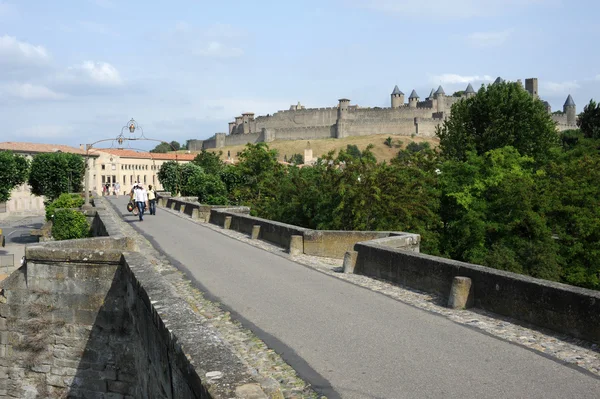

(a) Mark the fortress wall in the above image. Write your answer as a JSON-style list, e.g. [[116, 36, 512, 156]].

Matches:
[[348, 107, 433, 120], [416, 119, 442, 138], [202, 136, 217, 149], [273, 125, 335, 141], [417, 100, 434, 108], [223, 132, 262, 147], [343, 119, 417, 137], [254, 108, 338, 129], [552, 114, 568, 125]]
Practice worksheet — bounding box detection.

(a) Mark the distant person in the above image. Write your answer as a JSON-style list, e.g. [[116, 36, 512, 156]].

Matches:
[[133, 183, 148, 221], [147, 184, 156, 215], [114, 181, 121, 197]]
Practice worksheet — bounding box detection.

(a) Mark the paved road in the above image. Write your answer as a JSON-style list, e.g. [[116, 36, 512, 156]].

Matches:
[[108, 197, 600, 399]]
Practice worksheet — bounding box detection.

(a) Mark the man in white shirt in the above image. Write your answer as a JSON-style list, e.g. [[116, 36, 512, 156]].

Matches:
[[133, 183, 149, 221]]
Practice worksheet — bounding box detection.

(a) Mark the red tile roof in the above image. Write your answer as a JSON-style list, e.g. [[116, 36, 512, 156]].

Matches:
[[90, 148, 196, 161], [0, 142, 90, 155]]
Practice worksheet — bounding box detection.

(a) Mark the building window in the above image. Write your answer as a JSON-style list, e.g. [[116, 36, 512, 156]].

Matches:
[[101, 164, 105, 170]]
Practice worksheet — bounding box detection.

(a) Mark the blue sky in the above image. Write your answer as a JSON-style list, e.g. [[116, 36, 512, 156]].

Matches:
[[0, 0, 598, 150]]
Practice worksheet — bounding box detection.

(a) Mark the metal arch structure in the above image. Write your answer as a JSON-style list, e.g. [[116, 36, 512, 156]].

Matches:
[[83, 118, 181, 207]]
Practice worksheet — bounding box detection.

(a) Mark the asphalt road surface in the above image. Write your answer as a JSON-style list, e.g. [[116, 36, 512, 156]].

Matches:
[[108, 197, 600, 399]]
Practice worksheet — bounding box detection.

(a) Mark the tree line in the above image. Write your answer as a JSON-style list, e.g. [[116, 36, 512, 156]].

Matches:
[[157, 82, 600, 291]]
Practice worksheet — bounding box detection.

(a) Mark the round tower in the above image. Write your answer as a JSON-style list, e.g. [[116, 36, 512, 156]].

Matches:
[[434, 85, 445, 113], [338, 98, 350, 119], [464, 83, 476, 98], [563, 95, 576, 125], [391, 85, 404, 109], [408, 90, 419, 108]]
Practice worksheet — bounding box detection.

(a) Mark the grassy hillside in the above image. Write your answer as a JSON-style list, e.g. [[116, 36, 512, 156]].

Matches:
[[193, 135, 439, 163]]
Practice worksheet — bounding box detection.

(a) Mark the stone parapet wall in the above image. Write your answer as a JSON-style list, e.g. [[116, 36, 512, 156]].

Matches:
[[353, 242, 600, 344], [0, 198, 268, 398]]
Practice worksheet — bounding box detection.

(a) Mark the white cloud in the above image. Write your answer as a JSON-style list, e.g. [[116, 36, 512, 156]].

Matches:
[[596, 74, 600, 81], [1, 83, 65, 100], [68, 61, 122, 85], [194, 41, 244, 58], [466, 29, 513, 47], [15, 125, 74, 139], [430, 74, 493, 85], [541, 80, 580, 94], [0, 35, 50, 66], [355, 0, 556, 19]]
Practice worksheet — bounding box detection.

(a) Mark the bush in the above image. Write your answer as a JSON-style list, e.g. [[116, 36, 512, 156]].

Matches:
[[51, 209, 89, 240], [45, 193, 85, 221]]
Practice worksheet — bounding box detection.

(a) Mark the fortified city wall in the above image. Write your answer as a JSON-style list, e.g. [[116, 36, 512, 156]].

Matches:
[[190, 77, 579, 150]]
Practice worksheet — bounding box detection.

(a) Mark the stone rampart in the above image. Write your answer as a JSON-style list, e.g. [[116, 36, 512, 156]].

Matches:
[[415, 119, 443, 137], [348, 107, 433, 119], [254, 108, 338, 129], [353, 241, 600, 344], [273, 125, 335, 141], [343, 120, 417, 137], [224, 132, 262, 147]]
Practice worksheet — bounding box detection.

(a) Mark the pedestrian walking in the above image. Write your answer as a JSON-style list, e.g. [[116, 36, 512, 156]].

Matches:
[[133, 183, 148, 221], [114, 182, 121, 197], [147, 184, 156, 215]]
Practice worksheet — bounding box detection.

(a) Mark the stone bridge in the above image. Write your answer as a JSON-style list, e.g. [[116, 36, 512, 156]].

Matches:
[[0, 195, 599, 398]]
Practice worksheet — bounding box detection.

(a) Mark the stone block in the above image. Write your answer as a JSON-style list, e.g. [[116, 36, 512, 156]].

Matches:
[[30, 364, 51, 373], [224, 216, 232, 230], [51, 366, 79, 376], [448, 276, 474, 309], [191, 208, 199, 219], [251, 225, 261, 240], [288, 235, 303, 256], [235, 383, 268, 399], [343, 251, 358, 274], [108, 380, 131, 395]]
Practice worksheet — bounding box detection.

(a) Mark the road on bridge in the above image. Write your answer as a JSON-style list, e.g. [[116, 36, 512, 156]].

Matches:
[[107, 197, 600, 399]]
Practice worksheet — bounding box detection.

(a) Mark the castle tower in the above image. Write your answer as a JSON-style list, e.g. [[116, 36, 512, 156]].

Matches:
[[434, 86, 445, 113], [493, 77, 504, 85], [228, 122, 235, 134], [408, 90, 419, 108], [336, 98, 351, 139], [391, 85, 405, 109], [564, 95, 576, 125], [525, 78, 538, 99], [427, 88, 435, 100], [465, 83, 476, 98], [338, 98, 350, 118]]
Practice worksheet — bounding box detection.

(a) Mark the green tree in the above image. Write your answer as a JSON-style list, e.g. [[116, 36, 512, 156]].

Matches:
[[150, 141, 180, 153], [439, 147, 560, 280], [188, 172, 229, 205], [577, 99, 600, 139], [0, 151, 29, 202], [541, 138, 600, 289], [45, 193, 85, 221], [289, 153, 304, 165], [437, 81, 559, 163], [179, 163, 205, 196], [345, 144, 362, 159], [157, 160, 180, 193], [52, 209, 89, 240], [29, 152, 85, 202], [192, 149, 224, 175]]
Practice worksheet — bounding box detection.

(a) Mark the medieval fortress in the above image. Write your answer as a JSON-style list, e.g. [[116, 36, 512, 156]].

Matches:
[[189, 77, 577, 150]]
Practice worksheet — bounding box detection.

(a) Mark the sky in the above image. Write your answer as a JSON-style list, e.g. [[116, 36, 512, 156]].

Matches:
[[0, 0, 598, 150]]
